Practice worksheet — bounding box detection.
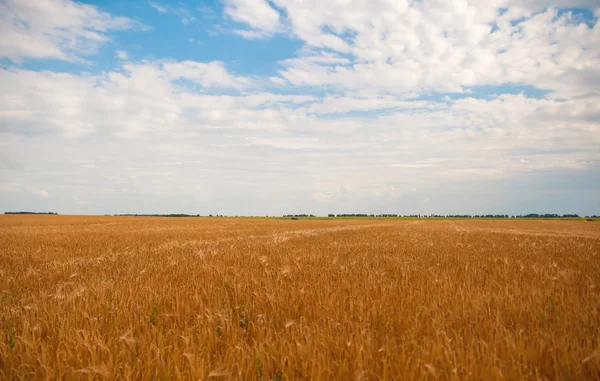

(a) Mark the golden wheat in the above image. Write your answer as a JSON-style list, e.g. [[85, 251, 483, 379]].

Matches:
[[1, 216, 599, 380]]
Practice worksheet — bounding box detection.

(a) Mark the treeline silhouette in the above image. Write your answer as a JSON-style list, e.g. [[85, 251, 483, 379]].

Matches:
[[4, 212, 58, 215], [321, 213, 593, 218]]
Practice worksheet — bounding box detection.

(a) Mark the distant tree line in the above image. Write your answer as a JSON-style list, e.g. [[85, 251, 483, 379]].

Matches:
[[4, 212, 58, 215], [321, 213, 591, 218], [517, 213, 581, 218], [284, 214, 316, 218]]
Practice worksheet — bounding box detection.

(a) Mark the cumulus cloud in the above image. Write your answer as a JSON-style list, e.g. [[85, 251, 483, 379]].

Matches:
[[223, 0, 284, 38], [261, 0, 600, 98], [0, 59, 264, 138], [0, 0, 143, 62], [2, 63, 596, 174]]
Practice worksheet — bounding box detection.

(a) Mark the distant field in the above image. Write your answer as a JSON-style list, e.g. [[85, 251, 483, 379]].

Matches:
[[1, 216, 599, 380]]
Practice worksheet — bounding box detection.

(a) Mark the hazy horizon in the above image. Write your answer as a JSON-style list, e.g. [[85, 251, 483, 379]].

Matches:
[[1, 0, 599, 216]]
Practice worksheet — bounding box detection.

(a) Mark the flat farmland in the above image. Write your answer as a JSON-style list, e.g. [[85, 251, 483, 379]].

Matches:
[[1, 216, 599, 380]]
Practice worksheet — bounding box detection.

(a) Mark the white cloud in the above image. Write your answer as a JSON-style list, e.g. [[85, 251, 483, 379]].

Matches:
[[150, 2, 196, 24], [0, 59, 261, 138], [0, 60, 322, 139], [1, 75, 597, 214], [115, 50, 128, 60], [234, 29, 272, 40], [160, 61, 253, 89], [3, 63, 596, 170], [305, 95, 439, 115], [223, 0, 283, 37], [0, 183, 48, 198], [0, 0, 142, 62], [264, 0, 599, 98], [0, 68, 99, 137]]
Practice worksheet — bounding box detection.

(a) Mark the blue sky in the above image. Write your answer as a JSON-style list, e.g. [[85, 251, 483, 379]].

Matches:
[[0, 0, 599, 215]]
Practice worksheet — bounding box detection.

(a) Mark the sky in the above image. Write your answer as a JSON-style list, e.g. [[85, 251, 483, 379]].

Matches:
[[0, 0, 599, 216]]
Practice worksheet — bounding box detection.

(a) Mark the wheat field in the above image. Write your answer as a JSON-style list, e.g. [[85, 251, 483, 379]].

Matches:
[[0, 216, 599, 380]]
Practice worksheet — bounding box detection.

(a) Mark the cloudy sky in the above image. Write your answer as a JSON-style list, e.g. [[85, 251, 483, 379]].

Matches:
[[0, 0, 599, 216]]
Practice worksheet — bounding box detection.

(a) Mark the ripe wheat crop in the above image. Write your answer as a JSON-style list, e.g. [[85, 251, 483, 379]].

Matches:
[[1, 216, 599, 380]]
